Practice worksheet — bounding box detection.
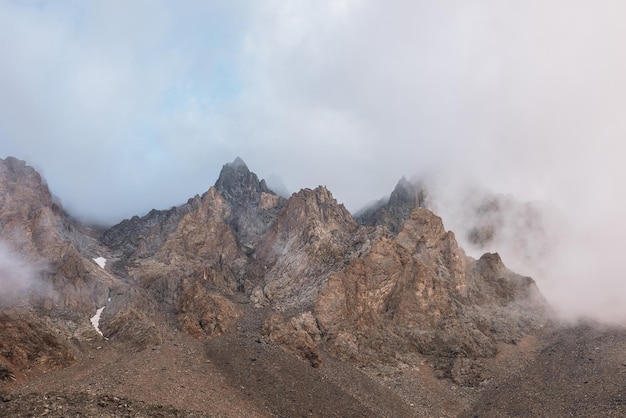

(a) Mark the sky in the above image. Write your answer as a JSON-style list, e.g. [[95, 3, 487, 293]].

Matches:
[[2, 1, 626, 322]]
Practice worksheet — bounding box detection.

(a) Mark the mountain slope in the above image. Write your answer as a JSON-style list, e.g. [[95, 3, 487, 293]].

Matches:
[[6, 155, 619, 417]]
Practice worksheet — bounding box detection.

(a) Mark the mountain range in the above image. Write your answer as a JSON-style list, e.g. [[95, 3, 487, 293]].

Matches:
[[0, 156, 624, 417]]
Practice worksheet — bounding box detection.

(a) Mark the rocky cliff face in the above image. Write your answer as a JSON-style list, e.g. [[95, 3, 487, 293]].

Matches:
[[0, 157, 106, 312], [315, 208, 548, 384], [0, 157, 162, 378], [101, 201, 202, 261], [0, 156, 551, 391], [247, 186, 359, 310], [100, 159, 285, 338], [215, 157, 285, 251]]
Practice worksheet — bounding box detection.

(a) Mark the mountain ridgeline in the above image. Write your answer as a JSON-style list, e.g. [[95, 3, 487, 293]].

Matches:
[[0, 156, 562, 416]]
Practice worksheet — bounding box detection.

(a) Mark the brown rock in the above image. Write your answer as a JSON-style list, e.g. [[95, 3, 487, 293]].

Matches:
[[0, 309, 75, 376], [249, 186, 358, 309], [128, 187, 242, 305], [177, 281, 242, 339], [0, 157, 114, 315], [315, 207, 549, 385], [262, 312, 322, 367]]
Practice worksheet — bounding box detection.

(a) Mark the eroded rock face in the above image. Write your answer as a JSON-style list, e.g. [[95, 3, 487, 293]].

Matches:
[[0, 157, 53, 219], [101, 199, 203, 260], [133, 187, 241, 292], [115, 187, 245, 344], [0, 157, 113, 315], [314, 208, 549, 385], [262, 312, 322, 367], [102, 159, 282, 337], [98, 284, 162, 350], [248, 186, 359, 309], [0, 157, 163, 377], [215, 157, 285, 250], [177, 280, 242, 339], [0, 310, 76, 376]]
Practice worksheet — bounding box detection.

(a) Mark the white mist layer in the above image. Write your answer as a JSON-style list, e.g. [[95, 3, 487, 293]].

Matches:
[[93, 257, 107, 269], [90, 306, 105, 336], [538, 215, 626, 325], [431, 176, 626, 326], [0, 239, 39, 304]]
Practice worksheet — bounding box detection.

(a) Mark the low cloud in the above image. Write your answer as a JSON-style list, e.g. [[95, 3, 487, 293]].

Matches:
[[430, 176, 626, 325], [0, 239, 41, 306]]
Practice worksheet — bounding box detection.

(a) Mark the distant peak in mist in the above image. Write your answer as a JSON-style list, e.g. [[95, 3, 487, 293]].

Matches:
[[228, 156, 247, 168], [265, 174, 290, 198], [355, 175, 431, 234]]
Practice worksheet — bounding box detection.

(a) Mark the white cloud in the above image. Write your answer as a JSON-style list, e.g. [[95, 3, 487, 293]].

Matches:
[[0, 239, 39, 305]]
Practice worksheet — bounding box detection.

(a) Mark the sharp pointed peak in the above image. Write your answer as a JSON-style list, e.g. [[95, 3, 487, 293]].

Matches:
[[214, 157, 273, 208], [394, 176, 409, 189], [228, 156, 248, 169]]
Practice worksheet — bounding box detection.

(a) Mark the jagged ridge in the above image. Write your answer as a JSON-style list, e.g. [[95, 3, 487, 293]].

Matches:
[[0, 155, 551, 392]]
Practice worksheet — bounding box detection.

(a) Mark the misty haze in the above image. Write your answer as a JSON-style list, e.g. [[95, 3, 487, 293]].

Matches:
[[1, 1, 625, 417], [0, 240, 41, 305]]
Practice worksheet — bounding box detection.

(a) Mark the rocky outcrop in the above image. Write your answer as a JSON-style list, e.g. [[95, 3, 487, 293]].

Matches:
[[132, 187, 241, 294], [96, 283, 162, 350], [177, 280, 243, 339], [101, 198, 203, 260], [0, 157, 163, 377], [103, 158, 282, 296], [314, 208, 549, 385], [0, 310, 76, 377], [247, 186, 359, 309], [215, 157, 285, 250], [0, 157, 114, 314], [118, 187, 246, 342], [262, 312, 322, 367]]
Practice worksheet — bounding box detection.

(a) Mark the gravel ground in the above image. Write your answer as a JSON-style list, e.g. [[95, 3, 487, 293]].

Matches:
[[461, 322, 626, 417], [2, 299, 625, 417]]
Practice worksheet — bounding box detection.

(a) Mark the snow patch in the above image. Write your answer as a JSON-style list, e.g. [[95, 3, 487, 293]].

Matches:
[[90, 306, 105, 336], [93, 257, 107, 269]]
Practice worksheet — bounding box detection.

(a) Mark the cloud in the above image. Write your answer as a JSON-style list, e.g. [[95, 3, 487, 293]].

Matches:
[[430, 176, 626, 325], [0, 0, 251, 222], [4, 1, 624, 221], [0, 239, 40, 305]]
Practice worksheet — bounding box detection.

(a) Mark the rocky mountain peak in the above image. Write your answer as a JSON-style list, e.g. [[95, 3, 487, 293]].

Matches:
[[213, 158, 284, 250], [230, 156, 247, 167], [389, 176, 429, 210], [215, 157, 272, 209], [313, 204, 548, 385], [0, 156, 567, 416], [247, 185, 358, 309], [271, 186, 358, 247], [0, 157, 53, 215], [357, 176, 430, 233]]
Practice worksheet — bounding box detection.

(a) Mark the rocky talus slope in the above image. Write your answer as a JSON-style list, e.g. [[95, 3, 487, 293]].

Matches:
[[1, 156, 624, 417]]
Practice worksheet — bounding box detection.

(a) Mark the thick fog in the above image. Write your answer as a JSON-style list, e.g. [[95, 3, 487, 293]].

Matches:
[[1, 1, 626, 323], [0, 239, 41, 305]]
